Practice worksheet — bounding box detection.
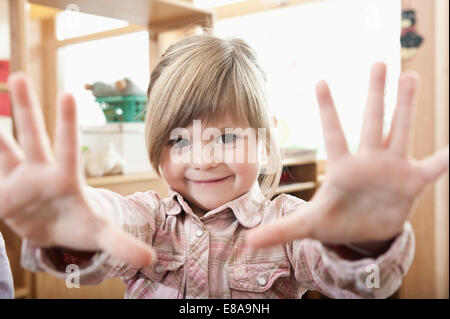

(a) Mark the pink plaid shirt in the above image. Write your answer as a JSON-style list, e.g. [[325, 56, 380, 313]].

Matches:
[[21, 186, 415, 299]]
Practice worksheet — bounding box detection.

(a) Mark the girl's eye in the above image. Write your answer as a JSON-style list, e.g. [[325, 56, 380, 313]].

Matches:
[[218, 133, 238, 144], [169, 137, 190, 148]]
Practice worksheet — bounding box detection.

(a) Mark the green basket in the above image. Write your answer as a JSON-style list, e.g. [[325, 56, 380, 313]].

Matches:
[[96, 95, 147, 123]]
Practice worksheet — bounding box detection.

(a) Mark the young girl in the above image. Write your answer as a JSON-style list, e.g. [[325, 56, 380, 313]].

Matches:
[[0, 32, 448, 299]]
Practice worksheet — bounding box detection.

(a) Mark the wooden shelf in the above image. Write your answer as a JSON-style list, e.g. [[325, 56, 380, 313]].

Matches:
[[0, 82, 8, 93], [86, 171, 160, 187], [28, 0, 214, 32], [14, 286, 30, 299], [275, 181, 316, 195], [281, 155, 316, 167]]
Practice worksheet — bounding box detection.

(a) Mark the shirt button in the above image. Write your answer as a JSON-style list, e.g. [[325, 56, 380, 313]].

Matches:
[[257, 276, 267, 286], [195, 230, 204, 237], [155, 265, 165, 273]]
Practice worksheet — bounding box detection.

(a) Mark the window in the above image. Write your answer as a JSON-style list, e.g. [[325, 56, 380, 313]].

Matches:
[[56, 10, 149, 126], [214, 0, 401, 158]]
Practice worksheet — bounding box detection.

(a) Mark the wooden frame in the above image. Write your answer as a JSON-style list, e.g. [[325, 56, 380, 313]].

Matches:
[[28, 0, 214, 29]]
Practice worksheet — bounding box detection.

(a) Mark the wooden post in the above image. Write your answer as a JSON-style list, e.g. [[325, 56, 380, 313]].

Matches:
[[40, 16, 57, 145], [149, 30, 160, 74], [7, 0, 34, 299], [8, 0, 27, 141], [8, 0, 27, 73], [434, 0, 449, 299], [398, 0, 448, 299]]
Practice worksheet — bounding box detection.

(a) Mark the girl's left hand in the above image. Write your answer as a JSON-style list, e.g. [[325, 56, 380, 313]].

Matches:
[[248, 62, 449, 248]]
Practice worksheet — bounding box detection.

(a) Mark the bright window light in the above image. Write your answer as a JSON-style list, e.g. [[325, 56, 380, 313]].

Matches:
[[56, 9, 129, 41], [214, 0, 401, 158]]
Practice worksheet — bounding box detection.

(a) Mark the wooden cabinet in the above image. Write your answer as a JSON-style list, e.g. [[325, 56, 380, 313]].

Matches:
[[275, 156, 318, 201]]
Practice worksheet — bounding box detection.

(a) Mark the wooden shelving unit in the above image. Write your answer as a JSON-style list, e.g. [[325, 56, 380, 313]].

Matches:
[[2, 0, 213, 299], [28, 0, 214, 31], [274, 155, 318, 201], [274, 181, 316, 196]]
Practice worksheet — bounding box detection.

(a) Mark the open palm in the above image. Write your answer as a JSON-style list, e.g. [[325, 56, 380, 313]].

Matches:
[[0, 73, 155, 267], [248, 62, 449, 247]]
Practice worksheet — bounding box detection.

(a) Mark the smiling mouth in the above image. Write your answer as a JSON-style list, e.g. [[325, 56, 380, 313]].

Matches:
[[189, 175, 232, 185]]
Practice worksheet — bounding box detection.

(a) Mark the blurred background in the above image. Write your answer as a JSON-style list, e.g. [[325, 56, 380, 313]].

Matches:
[[0, 0, 448, 299]]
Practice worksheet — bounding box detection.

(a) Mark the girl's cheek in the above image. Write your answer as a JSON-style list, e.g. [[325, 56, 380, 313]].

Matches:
[[161, 148, 186, 185], [230, 162, 260, 181]]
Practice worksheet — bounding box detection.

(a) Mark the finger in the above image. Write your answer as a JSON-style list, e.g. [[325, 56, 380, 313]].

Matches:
[[247, 206, 316, 249], [98, 225, 157, 268], [0, 131, 24, 176], [54, 93, 80, 176], [416, 146, 449, 184], [384, 72, 419, 157], [315, 80, 349, 159], [8, 73, 53, 162], [359, 62, 387, 151]]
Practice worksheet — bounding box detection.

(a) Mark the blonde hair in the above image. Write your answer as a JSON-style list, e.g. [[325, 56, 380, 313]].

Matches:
[[145, 29, 281, 199]]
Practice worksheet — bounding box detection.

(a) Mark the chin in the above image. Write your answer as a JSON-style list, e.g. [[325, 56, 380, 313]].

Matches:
[[195, 196, 230, 211]]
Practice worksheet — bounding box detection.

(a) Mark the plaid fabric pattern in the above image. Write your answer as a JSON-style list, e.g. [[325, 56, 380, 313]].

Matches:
[[21, 186, 415, 299]]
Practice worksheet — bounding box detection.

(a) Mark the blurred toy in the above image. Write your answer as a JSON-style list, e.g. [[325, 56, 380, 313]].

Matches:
[[85, 81, 119, 98], [82, 143, 125, 177], [401, 9, 423, 60], [115, 78, 146, 96], [86, 78, 147, 123]]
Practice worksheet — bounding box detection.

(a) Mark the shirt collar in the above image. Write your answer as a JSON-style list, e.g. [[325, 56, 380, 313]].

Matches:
[[166, 184, 267, 228]]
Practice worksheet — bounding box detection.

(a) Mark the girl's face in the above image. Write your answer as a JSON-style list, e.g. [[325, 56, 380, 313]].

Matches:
[[160, 113, 262, 213]]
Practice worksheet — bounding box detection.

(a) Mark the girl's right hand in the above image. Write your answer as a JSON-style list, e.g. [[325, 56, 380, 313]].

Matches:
[[0, 73, 156, 268]]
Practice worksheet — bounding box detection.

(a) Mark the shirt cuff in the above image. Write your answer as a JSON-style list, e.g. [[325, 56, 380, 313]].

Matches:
[[21, 239, 124, 285], [315, 221, 415, 298]]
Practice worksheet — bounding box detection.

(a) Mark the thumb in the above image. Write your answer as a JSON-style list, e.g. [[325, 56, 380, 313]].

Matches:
[[247, 204, 317, 249], [417, 145, 449, 183], [97, 225, 157, 268]]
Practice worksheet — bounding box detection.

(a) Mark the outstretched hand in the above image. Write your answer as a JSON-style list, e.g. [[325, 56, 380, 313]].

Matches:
[[0, 73, 156, 267], [248, 62, 449, 248]]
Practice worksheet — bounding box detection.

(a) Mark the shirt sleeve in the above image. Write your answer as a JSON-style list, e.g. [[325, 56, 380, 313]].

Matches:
[[20, 186, 162, 286], [281, 194, 415, 299], [0, 232, 14, 299]]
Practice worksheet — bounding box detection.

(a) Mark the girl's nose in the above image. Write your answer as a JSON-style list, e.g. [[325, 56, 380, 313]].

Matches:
[[191, 144, 222, 170], [191, 160, 219, 170]]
